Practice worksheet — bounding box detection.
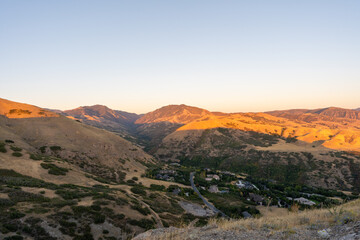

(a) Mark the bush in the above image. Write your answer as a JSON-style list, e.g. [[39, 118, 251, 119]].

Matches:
[[4, 236, 23, 240], [12, 152, 23, 157], [9, 211, 25, 219], [40, 163, 68, 176], [130, 186, 146, 196], [0, 143, 6, 153], [131, 204, 151, 215], [93, 214, 105, 224], [50, 146, 62, 151], [5, 140, 14, 143], [128, 218, 155, 230], [39, 146, 47, 153], [150, 184, 165, 191], [10, 146, 22, 152], [30, 154, 43, 160]]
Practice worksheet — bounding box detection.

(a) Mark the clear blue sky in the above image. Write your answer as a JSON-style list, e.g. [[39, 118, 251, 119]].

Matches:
[[1, 1, 359, 113]]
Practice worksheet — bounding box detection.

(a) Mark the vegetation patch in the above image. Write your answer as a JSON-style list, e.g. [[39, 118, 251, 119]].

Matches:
[[12, 152, 23, 157], [40, 163, 68, 176]]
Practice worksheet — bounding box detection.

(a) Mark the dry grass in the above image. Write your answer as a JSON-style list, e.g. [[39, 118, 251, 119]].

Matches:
[[210, 199, 360, 232], [134, 199, 360, 240]]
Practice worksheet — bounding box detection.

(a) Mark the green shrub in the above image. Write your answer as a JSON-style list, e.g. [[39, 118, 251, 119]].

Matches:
[[50, 146, 62, 151], [4, 236, 24, 240], [128, 218, 154, 230], [8, 190, 49, 203], [9, 211, 25, 219], [40, 163, 68, 176], [30, 154, 43, 160], [150, 184, 165, 191], [12, 152, 23, 157], [39, 146, 47, 153], [93, 213, 105, 224], [130, 186, 146, 196], [5, 140, 14, 143], [10, 146, 22, 152], [131, 204, 151, 215], [0, 143, 6, 153]]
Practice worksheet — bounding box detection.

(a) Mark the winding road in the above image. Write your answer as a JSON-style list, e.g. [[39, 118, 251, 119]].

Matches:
[[190, 172, 229, 218]]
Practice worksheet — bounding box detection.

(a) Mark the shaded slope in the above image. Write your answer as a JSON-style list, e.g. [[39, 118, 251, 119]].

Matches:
[[62, 105, 141, 138]]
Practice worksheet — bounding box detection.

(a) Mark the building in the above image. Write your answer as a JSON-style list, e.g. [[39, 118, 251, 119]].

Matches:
[[208, 185, 219, 193], [294, 197, 316, 206]]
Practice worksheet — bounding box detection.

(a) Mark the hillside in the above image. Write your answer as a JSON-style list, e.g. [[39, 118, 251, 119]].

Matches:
[[133, 105, 360, 190], [0, 98, 154, 182], [61, 105, 141, 139], [268, 107, 360, 121], [0, 98, 58, 118], [134, 198, 360, 240], [135, 104, 215, 124]]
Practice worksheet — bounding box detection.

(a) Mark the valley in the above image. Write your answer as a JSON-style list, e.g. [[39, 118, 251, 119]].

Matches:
[[0, 98, 359, 240]]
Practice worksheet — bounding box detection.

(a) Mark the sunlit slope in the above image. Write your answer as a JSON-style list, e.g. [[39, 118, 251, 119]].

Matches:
[[176, 112, 360, 151], [0, 97, 58, 118], [0, 98, 154, 181], [135, 104, 216, 124]]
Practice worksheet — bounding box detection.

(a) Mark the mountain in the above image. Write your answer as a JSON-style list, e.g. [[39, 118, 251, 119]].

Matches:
[[131, 105, 360, 190], [268, 107, 360, 121], [0, 98, 154, 182], [61, 105, 140, 139], [135, 104, 215, 124]]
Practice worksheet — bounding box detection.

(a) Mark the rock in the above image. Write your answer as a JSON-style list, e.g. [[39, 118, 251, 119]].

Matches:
[[318, 229, 330, 238], [339, 233, 357, 240]]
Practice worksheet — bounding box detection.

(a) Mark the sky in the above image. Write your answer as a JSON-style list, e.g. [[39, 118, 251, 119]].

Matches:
[[1, 0, 359, 114]]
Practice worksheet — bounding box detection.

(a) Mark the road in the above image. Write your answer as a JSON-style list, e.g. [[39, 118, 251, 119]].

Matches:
[[190, 172, 229, 218]]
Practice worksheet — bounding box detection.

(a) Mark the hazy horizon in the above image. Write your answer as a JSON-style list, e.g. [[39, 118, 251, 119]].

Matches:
[[1, 1, 359, 113]]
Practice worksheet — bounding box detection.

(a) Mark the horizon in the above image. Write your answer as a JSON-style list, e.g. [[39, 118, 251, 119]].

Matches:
[[1, 1, 360, 113], [1, 96, 359, 115]]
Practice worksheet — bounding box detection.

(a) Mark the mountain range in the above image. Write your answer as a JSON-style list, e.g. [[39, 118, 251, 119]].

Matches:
[[1, 97, 360, 190], [0, 97, 360, 239]]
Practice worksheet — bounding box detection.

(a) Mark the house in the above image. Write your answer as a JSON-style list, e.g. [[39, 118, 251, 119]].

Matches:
[[294, 197, 316, 206], [206, 174, 220, 181], [212, 174, 220, 181], [169, 163, 181, 167], [208, 185, 219, 193], [205, 178, 213, 182], [235, 180, 259, 190]]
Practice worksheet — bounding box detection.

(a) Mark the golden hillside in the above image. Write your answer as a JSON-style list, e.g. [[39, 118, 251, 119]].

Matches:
[[0, 98, 58, 118]]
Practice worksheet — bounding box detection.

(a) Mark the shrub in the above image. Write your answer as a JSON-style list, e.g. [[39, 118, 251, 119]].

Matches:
[[5, 140, 14, 143], [39, 146, 47, 153], [9, 211, 25, 219], [10, 146, 22, 152], [8, 190, 49, 203], [150, 184, 165, 191], [40, 163, 68, 176], [0, 143, 6, 153], [93, 214, 105, 224], [4, 236, 23, 240], [12, 152, 23, 157], [30, 154, 43, 160], [130, 186, 146, 196], [50, 146, 62, 151], [131, 204, 151, 215], [128, 218, 155, 230]]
